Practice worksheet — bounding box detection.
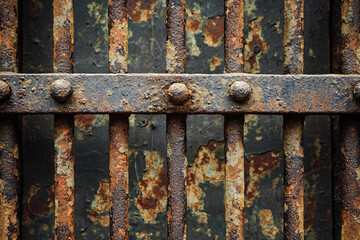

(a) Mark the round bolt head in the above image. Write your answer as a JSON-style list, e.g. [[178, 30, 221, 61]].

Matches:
[[50, 79, 73, 103], [0, 81, 11, 102], [229, 81, 251, 102], [354, 83, 360, 101], [168, 83, 190, 104]]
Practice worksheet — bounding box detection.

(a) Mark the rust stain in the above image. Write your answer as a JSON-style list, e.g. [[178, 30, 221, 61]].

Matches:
[[258, 209, 279, 239], [75, 114, 96, 132], [136, 232, 153, 240], [187, 140, 225, 225], [109, 0, 128, 73], [204, 16, 224, 47], [135, 151, 167, 223], [23, 185, 54, 224], [109, 115, 129, 239], [245, 152, 280, 207], [186, 18, 201, 33], [87, 179, 110, 227], [209, 56, 222, 71], [244, 16, 269, 73], [128, 0, 157, 23]]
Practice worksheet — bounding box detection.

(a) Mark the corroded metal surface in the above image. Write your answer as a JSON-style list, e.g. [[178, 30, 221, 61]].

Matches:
[[340, 0, 360, 238], [167, 115, 187, 240], [283, 115, 304, 240], [53, 0, 75, 239], [53, 0, 74, 73], [0, 115, 20, 240], [339, 116, 360, 239], [0, 74, 360, 114], [0, 0, 18, 72], [0, 0, 19, 239], [224, 0, 244, 73], [109, 0, 128, 73], [54, 115, 75, 240], [166, 0, 186, 74], [109, 115, 129, 239], [224, 116, 245, 240], [283, 0, 305, 239], [341, 0, 360, 75], [284, 0, 304, 74], [166, 0, 187, 238]]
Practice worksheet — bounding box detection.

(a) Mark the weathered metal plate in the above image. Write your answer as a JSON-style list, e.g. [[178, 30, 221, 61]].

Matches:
[[0, 73, 359, 114]]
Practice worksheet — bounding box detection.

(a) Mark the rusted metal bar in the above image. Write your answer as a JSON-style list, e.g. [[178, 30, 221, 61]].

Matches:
[[166, 115, 187, 239], [108, 0, 129, 239], [0, 0, 20, 239], [224, 116, 245, 240], [54, 115, 74, 239], [283, 0, 304, 239], [166, 0, 186, 74], [109, 0, 128, 74], [109, 115, 129, 239], [53, 0, 75, 239], [2, 73, 360, 114], [339, 1, 360, 238], [224, 0, 244, 73], [0, 115, 20, 240], [224, 1, 245, 239], [166, 0, 187, 239]]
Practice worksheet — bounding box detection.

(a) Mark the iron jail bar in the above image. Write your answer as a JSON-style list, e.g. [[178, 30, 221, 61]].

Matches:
[[1, 0, 360, 239]]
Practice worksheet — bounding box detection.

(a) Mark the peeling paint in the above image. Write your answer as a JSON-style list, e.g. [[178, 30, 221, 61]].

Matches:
[[135, 151, 167, 223], [87, 179, 109, 227], [258, 209, 279, 239], [129, 0, 157, 23]]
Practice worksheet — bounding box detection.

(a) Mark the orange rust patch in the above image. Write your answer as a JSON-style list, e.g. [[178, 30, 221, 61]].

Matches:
[[75, 114, 95, 132], [244, 16, 270, 73], [23, 185, 54, 223], [187, 140, 225, 223], [87, 179, 110, 227], [209, 56, 222, 71], [258, 209, 279, 239], [204, 16, 224, 47], [186, 18, 202, 33], [245, 152, 280, 207], [135, 151, 167, 223], [128, 0, 157, 23]]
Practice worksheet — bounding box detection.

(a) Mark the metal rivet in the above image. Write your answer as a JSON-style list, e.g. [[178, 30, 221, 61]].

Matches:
[[229, 81, 251, 102], [354, 83, 360, 101], [168, 83, 190, 104], [0, 81, 11, 102], [50, 79, 73, 103]]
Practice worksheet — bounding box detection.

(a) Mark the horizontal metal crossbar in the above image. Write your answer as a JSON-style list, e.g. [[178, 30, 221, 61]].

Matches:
[[0, 73, 359, 114]]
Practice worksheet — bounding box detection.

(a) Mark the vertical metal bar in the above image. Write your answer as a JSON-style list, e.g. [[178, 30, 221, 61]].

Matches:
[[283, 0, 304, 239], [166, 0, 187, 239], [224, 1, 245, 239], [339, 1, 360, 238], [53, 0, 75, 239], [0, 0, 20, 239], [108, 1, 129, 239]]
